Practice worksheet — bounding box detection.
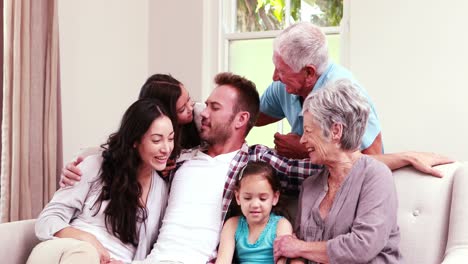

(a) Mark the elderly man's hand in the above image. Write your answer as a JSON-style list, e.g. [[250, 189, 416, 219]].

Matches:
[[274, 133, 309, 159], [404, 151, 455, 177], [274, 234, 303, 261]]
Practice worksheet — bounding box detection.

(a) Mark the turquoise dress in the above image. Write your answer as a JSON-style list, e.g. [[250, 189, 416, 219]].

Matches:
[[234, 213, 283, 264]]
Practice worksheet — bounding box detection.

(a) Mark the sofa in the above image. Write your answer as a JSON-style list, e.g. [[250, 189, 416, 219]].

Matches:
[[1, 162, 467, 264]]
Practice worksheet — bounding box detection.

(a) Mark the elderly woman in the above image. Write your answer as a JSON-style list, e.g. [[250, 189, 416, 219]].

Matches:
[[274, 79, 402, 263]]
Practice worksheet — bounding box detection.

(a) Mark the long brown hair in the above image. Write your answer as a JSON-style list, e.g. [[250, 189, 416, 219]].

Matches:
[[95, 98, 172, 246]]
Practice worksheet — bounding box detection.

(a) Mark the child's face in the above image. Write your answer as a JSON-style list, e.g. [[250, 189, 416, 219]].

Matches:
[[235, 174, 280, 225]]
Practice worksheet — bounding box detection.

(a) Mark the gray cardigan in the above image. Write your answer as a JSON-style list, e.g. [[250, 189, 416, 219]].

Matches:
[[296, 155, 402, 263], [35, 155, 168, 262]]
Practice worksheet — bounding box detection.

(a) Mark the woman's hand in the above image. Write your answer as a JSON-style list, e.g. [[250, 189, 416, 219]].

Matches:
[[160, 158, 176, 177], [84, 234, 111, 264], [107, 259, 124, 264], [274, 234, 303, 260], [82, 232, 111, 264], [55, 227, 110, 263]]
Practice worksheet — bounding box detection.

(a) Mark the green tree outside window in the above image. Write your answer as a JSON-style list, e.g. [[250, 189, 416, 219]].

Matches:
[[236, 0, 343, 32]]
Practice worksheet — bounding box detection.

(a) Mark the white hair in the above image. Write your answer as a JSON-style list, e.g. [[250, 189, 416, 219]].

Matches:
[[302, 79, 370, 151], [273, 22, 329, 75]]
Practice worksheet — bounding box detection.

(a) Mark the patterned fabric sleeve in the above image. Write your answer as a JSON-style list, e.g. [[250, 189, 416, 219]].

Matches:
[[248, 144, 323, 193]]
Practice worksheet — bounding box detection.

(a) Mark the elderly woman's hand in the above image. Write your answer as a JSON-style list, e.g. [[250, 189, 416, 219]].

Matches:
[[273, 234, 303, 261]]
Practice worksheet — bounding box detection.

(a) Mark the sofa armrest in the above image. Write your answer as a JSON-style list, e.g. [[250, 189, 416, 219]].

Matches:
[[442, 162, 468, 263], [0, 219, 39, 264]]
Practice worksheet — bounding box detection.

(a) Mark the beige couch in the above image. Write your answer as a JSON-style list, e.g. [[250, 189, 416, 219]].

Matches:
[[1, 162, 467, 264]]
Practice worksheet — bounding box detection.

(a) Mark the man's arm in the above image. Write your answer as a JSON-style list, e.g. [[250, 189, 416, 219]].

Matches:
[[361, 133, 383, 155], [256, 112, 281, 126], [371, 151, 454, 177]]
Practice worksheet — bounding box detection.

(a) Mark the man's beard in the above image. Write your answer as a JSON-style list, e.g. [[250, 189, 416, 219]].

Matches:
[[200, 115, 234, 146]]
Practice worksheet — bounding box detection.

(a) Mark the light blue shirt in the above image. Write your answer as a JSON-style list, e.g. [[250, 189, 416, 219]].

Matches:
[[259, 62, 382, 150]]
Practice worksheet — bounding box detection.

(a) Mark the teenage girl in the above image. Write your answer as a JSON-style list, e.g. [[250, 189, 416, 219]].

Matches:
[[139, 74, 201, 152]]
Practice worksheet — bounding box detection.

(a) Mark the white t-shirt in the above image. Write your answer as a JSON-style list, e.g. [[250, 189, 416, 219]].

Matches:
[[136, 149, 239, 264]]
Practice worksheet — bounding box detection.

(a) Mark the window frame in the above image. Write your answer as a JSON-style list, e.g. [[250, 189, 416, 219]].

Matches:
[[218, 0, 349, 134]]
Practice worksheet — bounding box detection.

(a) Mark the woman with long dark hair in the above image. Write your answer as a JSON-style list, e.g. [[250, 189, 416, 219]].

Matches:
[[28, 99, 176, 264]]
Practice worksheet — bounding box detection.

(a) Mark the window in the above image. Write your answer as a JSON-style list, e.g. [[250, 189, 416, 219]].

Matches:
[[222, 0, 343, 147]]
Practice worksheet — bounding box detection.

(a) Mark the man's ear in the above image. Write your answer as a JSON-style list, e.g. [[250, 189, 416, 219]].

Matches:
[[330, 123, 343, 143], [234, 111, 250, 130], [304, 65, 317, 87]]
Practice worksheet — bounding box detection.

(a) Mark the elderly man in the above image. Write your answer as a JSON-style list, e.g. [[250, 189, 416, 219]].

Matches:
[[60, 73, 450, 263], [257, 22, 382, 159]]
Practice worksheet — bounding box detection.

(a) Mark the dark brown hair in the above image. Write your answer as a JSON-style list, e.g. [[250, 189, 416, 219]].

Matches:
[[235, 161, 290, 219], [95, 98, 171, 246], [214, 72, 259, 136]]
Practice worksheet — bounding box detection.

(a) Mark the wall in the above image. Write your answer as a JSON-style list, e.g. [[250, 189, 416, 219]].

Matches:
[[148, 1, 203, 100], [59, 1, 217, 163], [59, 1, 149, 163], [347, 0, 468, 160], [59, 1, 468, 163], [148, 0, 220, 102]]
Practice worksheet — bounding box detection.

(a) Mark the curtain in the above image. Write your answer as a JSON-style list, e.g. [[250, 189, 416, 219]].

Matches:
[[1, 0, 62, 222]]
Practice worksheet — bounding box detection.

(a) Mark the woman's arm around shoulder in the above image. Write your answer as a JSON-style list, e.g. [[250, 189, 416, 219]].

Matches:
[[215, 216, 240, 264]]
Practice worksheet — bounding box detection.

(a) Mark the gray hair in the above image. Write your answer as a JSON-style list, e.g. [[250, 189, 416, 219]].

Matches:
[[302, 79, 370, 151], [273, 22, 329, 75]]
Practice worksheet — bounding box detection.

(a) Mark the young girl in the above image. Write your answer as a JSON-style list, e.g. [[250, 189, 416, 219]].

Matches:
[[28, 99, 176, 264], [139, 73, 201, 152], [216, 161, 299, 264]]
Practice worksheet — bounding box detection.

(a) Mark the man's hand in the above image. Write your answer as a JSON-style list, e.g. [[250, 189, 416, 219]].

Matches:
[[59, 157, 84, 187], [274, 133, 308, 159], [274, 234, 303, 261], [404, 151, 455, 177]]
